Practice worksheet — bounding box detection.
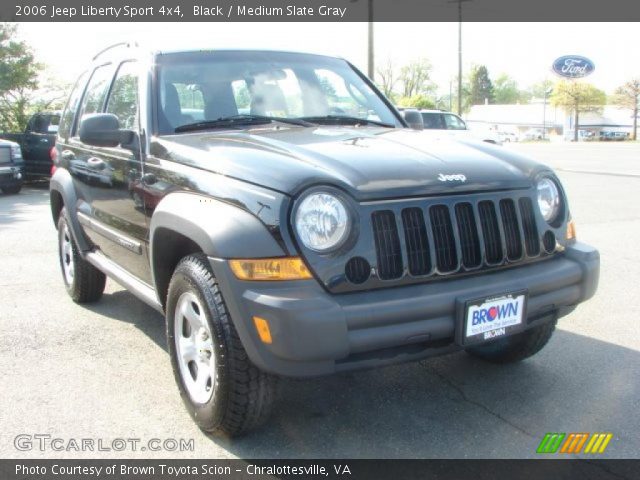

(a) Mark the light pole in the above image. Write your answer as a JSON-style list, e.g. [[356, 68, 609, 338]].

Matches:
[[542, 87, 552, 140]]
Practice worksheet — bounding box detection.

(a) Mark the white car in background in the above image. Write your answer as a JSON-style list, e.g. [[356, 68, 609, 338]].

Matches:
[[523, 128, 545, 141], [497, 131, 519, 143]]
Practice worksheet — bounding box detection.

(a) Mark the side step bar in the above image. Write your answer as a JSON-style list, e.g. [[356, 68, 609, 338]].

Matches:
[[86, 251, 163, 313]]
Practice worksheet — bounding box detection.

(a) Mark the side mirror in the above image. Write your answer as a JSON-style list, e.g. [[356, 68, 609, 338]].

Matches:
[[403, 110, 424, 130], [79, 113, 124, 148]]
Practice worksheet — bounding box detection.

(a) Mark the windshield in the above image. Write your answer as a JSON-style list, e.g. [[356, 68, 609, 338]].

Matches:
[[155, 50, 401, 134]]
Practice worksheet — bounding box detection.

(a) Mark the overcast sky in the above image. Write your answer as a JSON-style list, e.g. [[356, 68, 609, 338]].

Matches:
[[16, 22, 639, 94]]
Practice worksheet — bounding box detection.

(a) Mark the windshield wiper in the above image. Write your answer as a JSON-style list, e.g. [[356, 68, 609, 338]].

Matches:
[[298, 115, 395, 128], [174, 114, 313, 133]]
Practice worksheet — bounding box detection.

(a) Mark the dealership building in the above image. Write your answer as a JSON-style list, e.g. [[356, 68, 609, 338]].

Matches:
[[465, 102, 637, 140]]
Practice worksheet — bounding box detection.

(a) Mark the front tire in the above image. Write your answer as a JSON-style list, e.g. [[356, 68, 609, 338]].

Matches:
[[57, 209, 106, 303], [465, 320, 556, 364], [166, 254, 278, 437]]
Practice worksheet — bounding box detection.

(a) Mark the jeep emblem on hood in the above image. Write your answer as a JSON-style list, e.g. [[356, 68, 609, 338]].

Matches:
[[438, 173, 467, 182]]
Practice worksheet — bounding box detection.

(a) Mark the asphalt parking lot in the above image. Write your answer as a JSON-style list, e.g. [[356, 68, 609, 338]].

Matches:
[[0, 143, 638, 459]]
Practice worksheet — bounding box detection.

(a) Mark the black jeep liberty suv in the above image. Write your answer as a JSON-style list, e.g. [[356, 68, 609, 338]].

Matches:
[[50, 44, 599, 436]]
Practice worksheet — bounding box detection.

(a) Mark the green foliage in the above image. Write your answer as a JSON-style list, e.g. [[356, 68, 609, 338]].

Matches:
[[375, 58, 396, 98], [551, 80, 606, 141], [550, 80, 606, 111], [493, 74, 530, 104], [528, 79, 554, 100], [398, 58, 436, 98], [234, 83, 251, 109], [396, 94, 435, 110], [318, 75, 337, 98], [612, 78, 640, 140], [175, 83, 205, 110], [106, 74, 138, 130], [612, 78, 640, 109], [469, 65, 494, 106], [450, 74, 472, 114], [0, 24, 43, 132]]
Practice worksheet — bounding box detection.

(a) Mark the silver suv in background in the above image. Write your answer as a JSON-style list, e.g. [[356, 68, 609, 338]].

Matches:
[[398, 108, 502, 145]]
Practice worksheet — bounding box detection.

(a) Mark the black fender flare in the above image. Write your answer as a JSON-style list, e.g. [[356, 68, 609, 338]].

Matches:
[[49, 168, 91, 252], [149, 191, 287, 291]]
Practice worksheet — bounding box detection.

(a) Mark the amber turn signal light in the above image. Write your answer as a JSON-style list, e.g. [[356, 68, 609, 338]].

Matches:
[[229, 257, 312, 281], [566, 220, 577, 241], [253, 316, 273, 344]]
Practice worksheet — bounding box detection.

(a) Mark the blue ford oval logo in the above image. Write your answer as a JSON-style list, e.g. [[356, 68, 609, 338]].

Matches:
[[552, 55, 595, 79]]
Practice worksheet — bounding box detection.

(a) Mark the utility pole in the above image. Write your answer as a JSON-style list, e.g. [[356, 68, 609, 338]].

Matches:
[[448, 0, 473, 115], [368, 0, 374, 79], [350, 0, 375, 79]]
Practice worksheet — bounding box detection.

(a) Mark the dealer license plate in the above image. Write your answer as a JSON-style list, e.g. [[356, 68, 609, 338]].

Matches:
[[462, 292, 527, 345]]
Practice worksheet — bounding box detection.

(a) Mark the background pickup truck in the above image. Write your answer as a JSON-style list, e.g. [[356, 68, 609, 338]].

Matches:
[[0, 111, 60, 177]]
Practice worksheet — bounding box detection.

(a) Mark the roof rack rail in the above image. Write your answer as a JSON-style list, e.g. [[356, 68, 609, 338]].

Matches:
[[92, 41, 139, 61]]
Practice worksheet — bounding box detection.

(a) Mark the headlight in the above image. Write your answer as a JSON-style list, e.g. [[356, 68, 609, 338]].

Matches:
[[537, 177, 561, 223], [295, 192, 350, 252]]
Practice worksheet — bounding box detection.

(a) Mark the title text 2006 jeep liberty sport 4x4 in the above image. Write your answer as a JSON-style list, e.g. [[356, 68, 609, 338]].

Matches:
[[50, 44, 599, 436]]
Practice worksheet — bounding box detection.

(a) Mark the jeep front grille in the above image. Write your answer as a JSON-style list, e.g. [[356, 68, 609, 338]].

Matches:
[[401, 207, 431, 276], [370, 195, 541, 280], [371, 210, 403, 280], [429, 204, 458, 273], [519, 197, 540, 256], [454, 203, 481, 268]]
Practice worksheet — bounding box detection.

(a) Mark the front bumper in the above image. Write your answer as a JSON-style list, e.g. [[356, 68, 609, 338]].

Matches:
[[0, 165, 23, 188], [211, 242, 599, 377]]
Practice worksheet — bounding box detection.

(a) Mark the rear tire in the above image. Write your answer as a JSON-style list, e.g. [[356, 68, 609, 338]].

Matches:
[[166, 254, 278, 437], [1, 184, 22, 194], [465, 320, 556, 364], [57, 209, 106, 303]]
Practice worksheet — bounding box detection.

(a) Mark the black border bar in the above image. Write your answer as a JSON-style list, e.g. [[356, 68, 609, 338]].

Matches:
[[3, 459, 640, 480], [5, 0, 640, 22]]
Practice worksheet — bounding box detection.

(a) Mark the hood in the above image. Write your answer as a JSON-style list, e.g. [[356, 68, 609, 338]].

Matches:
[[151, 126, 545, 201]]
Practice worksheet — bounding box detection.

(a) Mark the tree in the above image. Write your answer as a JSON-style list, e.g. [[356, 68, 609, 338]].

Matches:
[[469, 65, 494, 106], [551, 80, 606, 141], [398, 58, 436, 98], [493, 74, 529, 104], [612, 78, 640, 140], [0, 24, 42, 132], [396, 94, 435, 110], [529, 79, 554, 100], [448, 74, 472, 113], [375, 58, 397, 99]]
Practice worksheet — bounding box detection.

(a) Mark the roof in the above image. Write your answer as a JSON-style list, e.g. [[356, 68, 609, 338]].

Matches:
[[466, 103, 638, 129], [92, 42, 343, 63], [466, 104, 563, 127]]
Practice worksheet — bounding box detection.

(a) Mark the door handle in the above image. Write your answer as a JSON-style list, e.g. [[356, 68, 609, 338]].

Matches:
[[87, 157, 106, 170]]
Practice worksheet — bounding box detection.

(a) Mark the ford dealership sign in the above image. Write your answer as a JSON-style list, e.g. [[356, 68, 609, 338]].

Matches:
[[552, 55, 595, 78]]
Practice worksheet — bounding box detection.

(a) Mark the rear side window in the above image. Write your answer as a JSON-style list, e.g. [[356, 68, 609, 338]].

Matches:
[[58, 71, 88, 141], [106, 61, 139, 131], [76, 64, 115, 129], [421, 113, 443, 129], [443, 114, 467, 130]]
